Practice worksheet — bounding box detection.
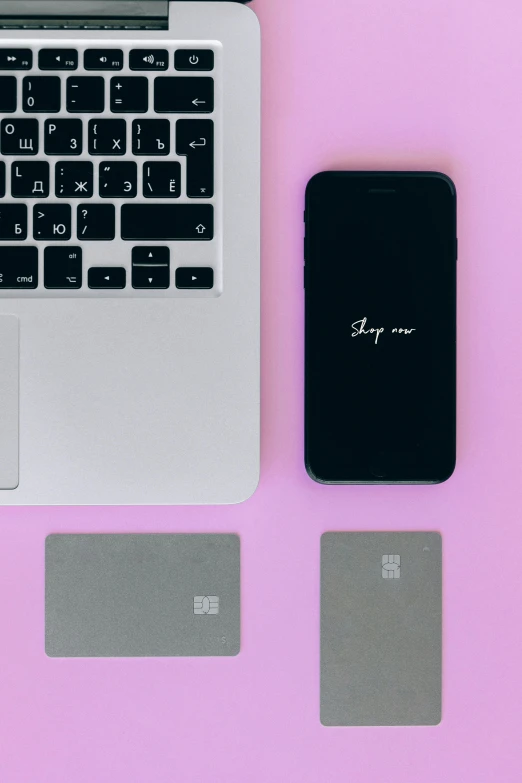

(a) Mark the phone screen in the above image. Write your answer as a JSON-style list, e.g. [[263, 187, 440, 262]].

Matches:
[[305, 172, 456, 483]]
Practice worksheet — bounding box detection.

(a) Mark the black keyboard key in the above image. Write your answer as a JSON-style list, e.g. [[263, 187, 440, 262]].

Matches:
[[130, 49, 168, 71], [11, 161, 50, 198], [154, 77, 214, 113], [67, 76, 105, 113], [39, 49, 78, 71], [132, 246, 170, 289], [0, 119, 38, 155], [44, 246, 82, 289], [0, 204, 27, 240], [110, 77, 148, 113], [143, 162, 180, 198], [44, 118, 82, 155], [175, 267, 214, 290], [77, 204, 115, 240], [56, 161, 93, 198], [88, 267, 126, 289], [121, 204, 213, 240], [132, 119, 170, 155], [175, 50, 214, 72], [23, 76, 61, 113], [0, 246, 38, 288], [99, 162, 137, 198], [34, 204, 71, 241], [0, 162, 4, 198], [0, 49, 32, 70], [176, 119, 214, 198], [84, 49, 124, 71], [88, 119, 126, 155], [0, 76, 16, 112]]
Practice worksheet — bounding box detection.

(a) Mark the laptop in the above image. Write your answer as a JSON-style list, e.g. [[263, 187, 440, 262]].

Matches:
[[0, 1, 260, 504]]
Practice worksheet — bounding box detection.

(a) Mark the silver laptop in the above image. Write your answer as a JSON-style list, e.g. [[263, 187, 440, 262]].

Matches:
[[0, 1, 260, 504]]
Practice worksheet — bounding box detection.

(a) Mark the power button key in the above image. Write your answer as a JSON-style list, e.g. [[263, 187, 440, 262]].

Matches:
[[175, 50, 214, 72]]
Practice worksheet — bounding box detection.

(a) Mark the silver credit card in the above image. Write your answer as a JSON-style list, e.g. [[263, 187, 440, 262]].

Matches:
[[46, 534, 240, 657], [321, 532, 442, 725]]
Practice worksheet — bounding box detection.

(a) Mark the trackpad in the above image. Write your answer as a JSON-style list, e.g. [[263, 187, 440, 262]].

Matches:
[[46, 534, 240, 657], [0, 315, 19, 490], [321, 532, 442, 725]]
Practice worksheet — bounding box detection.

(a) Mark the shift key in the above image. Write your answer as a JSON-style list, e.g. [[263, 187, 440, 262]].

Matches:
[[121, 204, 213, 240]]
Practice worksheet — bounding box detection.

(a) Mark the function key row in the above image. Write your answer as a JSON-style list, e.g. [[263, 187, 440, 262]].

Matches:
[[0, 245, 214, 291], [0, 76, 214, 114], [0, 203, 213, 241], [0, 49, 214, 72]]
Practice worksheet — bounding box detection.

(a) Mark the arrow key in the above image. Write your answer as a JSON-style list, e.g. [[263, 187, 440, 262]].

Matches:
[[175, 267, 214, 290], [132, 246, 170, 289], [88, 267, 126, 289], [132, 266, 169, 289]]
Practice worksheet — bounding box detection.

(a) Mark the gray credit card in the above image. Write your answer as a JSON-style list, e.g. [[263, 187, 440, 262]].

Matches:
[[321, 532, 442, 726], [46, 534, 240, 657]]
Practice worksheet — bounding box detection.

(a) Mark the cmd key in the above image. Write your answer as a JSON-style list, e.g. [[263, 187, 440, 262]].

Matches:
[[121, 204, 213, 240], [0, 246, 38, 288]]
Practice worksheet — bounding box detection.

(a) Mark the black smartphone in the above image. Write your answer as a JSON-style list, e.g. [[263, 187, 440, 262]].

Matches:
[[305, 171, 457, 484]]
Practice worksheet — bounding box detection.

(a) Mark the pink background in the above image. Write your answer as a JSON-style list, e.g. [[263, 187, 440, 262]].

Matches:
[[1, 0, 522, 779]]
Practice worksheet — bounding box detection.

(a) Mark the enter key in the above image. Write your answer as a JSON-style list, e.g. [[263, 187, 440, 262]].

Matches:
[[176, 119, 214, 199]]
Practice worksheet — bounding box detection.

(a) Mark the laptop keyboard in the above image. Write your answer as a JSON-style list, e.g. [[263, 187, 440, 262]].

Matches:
[[0, 43, 220, 297]]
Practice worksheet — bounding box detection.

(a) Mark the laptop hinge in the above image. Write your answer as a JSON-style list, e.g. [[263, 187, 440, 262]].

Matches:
[[0, 1, 169, 30]]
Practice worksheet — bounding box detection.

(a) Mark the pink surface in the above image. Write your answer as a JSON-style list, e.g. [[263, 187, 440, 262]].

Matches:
[[1, 0, 522, 780]]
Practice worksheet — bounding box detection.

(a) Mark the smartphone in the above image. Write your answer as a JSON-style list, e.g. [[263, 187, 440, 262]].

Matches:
[[305, 171, 457, 484]]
